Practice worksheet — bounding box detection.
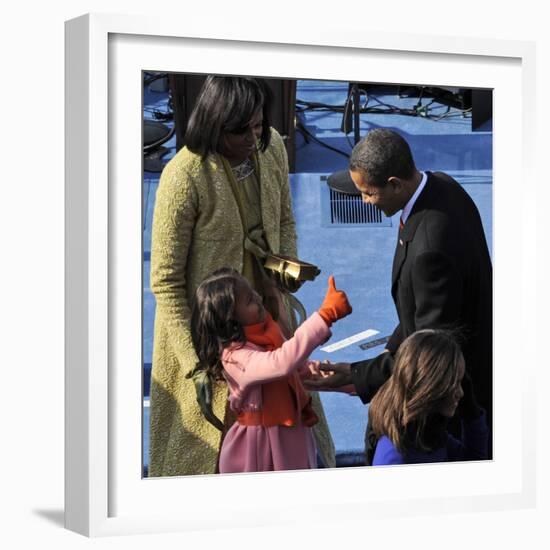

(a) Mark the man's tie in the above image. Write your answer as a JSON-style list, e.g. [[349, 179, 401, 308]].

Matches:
[[399, 216, 404, 230]]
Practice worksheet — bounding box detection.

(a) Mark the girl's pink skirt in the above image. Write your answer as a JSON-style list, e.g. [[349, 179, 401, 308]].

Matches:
[[218, 423, 317, 473]]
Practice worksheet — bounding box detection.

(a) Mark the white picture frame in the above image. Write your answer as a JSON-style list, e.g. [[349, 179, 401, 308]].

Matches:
[[65, 12, 536, 537]]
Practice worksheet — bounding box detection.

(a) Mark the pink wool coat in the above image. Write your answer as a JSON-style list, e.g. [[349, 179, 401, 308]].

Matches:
[[219, 312, 331, 473]]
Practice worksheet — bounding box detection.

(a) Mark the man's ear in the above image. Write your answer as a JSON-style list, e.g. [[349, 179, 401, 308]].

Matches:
[[387, 176, 404, 194]]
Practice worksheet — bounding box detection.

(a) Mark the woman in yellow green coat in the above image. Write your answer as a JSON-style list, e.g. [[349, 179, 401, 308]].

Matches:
[[149, 76, 335, 476]]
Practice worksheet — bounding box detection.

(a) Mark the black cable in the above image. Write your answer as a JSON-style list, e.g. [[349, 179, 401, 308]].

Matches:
[[295, 119, 351, 158], [341, 86, 354, 134], [145, 109, 174, 121], [430, 109, 472, 121], [297, 90, 472, 121], [296, 99, 347, 113], [143, 125, 176, 153], [143, 72, 169, 85], [343, 89, 355, 149], [298, 85, 476, 158]]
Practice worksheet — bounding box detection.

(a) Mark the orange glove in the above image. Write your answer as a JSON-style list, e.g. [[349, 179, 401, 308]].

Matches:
[[318, 276, 352, 326]]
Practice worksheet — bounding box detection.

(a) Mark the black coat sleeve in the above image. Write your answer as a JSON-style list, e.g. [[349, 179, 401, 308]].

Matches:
[[350, 351, 395, 404], [386, 323, 403, 354], [350, 251, 462, 404]]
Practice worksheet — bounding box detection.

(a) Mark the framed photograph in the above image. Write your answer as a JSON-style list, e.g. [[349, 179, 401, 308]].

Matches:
[[65, 13, 536, 537]]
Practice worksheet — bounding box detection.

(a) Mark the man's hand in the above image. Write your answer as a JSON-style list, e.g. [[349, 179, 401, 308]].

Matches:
[[303, 361, 352, 389], [302, 360, 341, 379]]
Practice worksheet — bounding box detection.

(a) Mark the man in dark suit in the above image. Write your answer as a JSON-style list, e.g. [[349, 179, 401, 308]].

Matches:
[[307, 128, 493, 459]]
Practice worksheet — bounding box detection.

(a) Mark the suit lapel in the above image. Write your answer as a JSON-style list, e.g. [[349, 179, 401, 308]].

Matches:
[[391, 233, 407, 291], [391, 173, 435, 292]]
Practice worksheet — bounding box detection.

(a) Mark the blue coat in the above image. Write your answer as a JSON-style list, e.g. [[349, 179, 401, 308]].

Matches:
[[372, 411, 489, 465]]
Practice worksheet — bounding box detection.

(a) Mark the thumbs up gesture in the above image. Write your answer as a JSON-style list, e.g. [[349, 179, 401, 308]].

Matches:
[[318, 276, 352, 326]]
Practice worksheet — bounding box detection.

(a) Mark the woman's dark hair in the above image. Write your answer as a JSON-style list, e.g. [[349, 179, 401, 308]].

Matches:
[[349, 128, 416, 188], [190, 267, 247, 379], [185, 76, 273, 159], [369, 329, 465, 453]]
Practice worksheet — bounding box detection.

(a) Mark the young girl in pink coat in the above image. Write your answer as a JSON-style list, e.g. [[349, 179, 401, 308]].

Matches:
[[191, 267, 352, 473]]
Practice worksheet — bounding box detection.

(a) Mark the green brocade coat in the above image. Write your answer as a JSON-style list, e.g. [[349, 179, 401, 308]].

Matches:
[[149, 128, 335, 476]]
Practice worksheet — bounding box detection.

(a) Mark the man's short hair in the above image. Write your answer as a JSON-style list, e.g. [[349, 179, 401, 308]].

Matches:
[[350, 128, 416, 187]]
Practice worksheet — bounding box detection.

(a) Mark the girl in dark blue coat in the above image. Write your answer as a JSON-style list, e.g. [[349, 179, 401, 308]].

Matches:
[[369, 329, 488, 466]]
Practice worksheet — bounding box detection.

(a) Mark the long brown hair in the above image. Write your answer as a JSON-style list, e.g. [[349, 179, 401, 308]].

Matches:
[[369, 329, 464, 453], [190, 268, 247, 380]]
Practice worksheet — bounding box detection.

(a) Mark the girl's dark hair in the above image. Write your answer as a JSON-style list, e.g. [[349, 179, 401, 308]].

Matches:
[[190, 267, 247, 379], [369, 329, 465, 453], [185, 76, 273, 159]]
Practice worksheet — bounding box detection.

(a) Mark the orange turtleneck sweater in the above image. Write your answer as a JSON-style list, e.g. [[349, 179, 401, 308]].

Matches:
[[237, 313, 319, 428]]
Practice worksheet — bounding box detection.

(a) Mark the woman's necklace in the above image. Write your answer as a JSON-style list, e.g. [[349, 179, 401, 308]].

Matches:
[[231, 157, 255, 181]]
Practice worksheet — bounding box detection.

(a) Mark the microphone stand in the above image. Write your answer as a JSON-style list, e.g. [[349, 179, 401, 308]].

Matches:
[[327, 82, 361, 195]]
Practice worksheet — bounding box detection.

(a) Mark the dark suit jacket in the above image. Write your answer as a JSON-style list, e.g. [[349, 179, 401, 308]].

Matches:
[[351, 172, 493, 422]]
